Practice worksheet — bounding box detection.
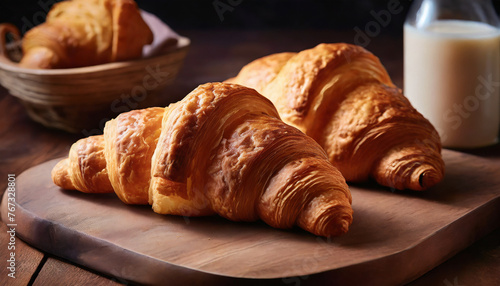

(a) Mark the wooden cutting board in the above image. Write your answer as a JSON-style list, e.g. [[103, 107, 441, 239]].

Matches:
[[2, 149, 500, 286]]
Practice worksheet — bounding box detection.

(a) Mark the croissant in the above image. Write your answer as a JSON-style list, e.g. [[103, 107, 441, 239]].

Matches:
[[19, 0, 153, 69], [226, 43, 445, 191], [52, 83, 353, 237]]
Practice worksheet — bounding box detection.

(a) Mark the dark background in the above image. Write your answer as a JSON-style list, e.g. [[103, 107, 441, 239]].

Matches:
[[3, 0, 500, 86], [2, 0, 500, 36]]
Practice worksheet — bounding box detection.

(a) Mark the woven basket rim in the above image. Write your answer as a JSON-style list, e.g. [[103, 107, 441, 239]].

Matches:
[[0, 36, 190, 75]]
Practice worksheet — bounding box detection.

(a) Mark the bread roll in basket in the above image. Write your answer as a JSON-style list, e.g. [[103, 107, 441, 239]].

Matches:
[[0, 5, 189, 133]]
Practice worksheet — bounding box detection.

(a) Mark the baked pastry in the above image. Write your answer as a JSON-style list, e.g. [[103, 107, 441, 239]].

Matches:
[[52, 83, 353, 237], [19, 0, 153, 69], [226, 43, 445, 191]]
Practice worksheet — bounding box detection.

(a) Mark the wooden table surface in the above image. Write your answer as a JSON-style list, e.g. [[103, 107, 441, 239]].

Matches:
[[1, 29, 499, 286]]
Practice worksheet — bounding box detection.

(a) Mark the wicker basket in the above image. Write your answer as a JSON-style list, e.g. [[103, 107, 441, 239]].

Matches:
[[0, 23, 189, 133]]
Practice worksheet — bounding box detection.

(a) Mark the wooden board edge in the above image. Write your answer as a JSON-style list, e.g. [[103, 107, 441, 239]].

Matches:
[[1, 188, 286, 285], [1, 158, 499, 285]]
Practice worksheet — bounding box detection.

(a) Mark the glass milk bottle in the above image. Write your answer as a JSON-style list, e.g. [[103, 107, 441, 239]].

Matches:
[[404, 0, 500, 148]]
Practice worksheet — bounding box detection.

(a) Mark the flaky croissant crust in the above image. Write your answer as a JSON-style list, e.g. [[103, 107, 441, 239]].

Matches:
[[227, 43, 445, 191], [52, 83, 353, 237]]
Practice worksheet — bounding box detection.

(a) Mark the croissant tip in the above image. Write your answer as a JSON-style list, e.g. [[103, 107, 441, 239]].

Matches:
[[338, 218, 352, 236], [379, 164, 444, 191], [324, 213, 353, 237], [417, 168, 443, 190]]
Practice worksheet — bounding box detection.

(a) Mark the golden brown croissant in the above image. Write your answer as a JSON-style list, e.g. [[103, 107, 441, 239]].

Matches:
[[19, 0, 153, 69], [226, 43, 445, 191], [52, 83, 353, 237]]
